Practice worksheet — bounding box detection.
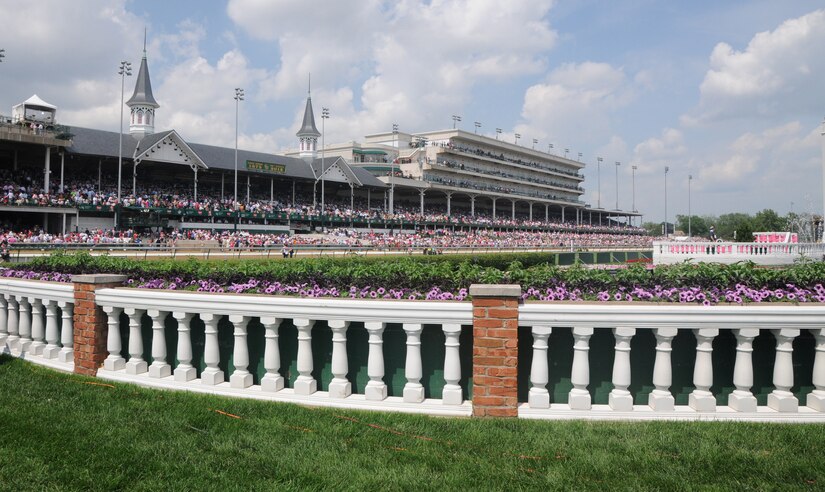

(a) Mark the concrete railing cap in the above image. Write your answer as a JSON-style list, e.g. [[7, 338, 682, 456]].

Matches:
[[469, 284, 522, 298], [72, 274, 129, 284]]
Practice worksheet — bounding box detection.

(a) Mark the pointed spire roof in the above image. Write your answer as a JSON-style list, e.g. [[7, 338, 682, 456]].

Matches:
[[296, 77, 320, 138], [126, 42, 159, 109]]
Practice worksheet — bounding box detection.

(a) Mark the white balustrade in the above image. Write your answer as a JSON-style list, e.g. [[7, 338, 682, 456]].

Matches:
[[728, 328, 759, 412], [293, 318, 316, 395], [609, 327, 635, 411], [43, 301, 60, 359], [57, 301, 73, 363], [809, 329, 825, 411], [172, 312, 196, 382], [148, 310, 171, 378], [442, 324, 463, 405], [569, 326, 593, 410], [5, 295, 18, 351], [0, 295, 7, 349], [649, 327, 677, 411], [328, 320, 351, 398], [768, 329, 799, 412], [689, 328, 718, 412], [528, 326, 552, 408], [260, 317, 284, 392], [200, 313, 224, 385], [103, 306, 125, 371], [124, 307, 147, 375], [364, 321, 387, 401], [402, 323, 425, 403], [228, 315, 252, 388], [28, 298, 45, 356], [16, 296, 31, 353]]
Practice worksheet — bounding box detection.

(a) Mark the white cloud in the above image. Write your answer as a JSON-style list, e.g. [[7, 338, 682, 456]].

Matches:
[[632, 128, 687, 174]]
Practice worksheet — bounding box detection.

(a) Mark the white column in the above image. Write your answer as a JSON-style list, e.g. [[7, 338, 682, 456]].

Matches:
[[528, 326, 552, 408], [173, 312, 196, 382], [147, 310, 171, 378], [808, 329, 825, 411], [364, 321, 387, 400], [0, 295, 7, 349], [402, 323, 424, 403], [28, 298, 45, 356], [16, 296, 31, 354], [260, 317, 284, 392], [609, 327, 635, 411], [5, 295, 19, 351], [228, 315, 252, 388], [43, 301, 60, 359], [649, 327, 677, 411], [328, 320, 351, 398], [57, 301, 73, 363], [728, 328, 759, 412], [442, 323, 463, 405], [102, 306, 125, 371], [768, 328, 800, 412], [124, 308, 147, 375], [200, 313, 224, 385], [569, 326, 593, 410], [689, 328, 718, 412], [293, 318, 317, 395]]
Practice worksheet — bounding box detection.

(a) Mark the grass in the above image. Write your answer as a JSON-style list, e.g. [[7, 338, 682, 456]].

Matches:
[[1, 355, 824, 491]]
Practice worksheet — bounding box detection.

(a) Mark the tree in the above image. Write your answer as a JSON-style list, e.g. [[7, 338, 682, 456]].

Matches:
[[716, 213, 754, 241], [675, 214, 709, 238], [753, 209, 785, 232]]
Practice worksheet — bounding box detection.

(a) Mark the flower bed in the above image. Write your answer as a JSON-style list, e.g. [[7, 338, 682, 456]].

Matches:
[[5, 252, 825, 305]]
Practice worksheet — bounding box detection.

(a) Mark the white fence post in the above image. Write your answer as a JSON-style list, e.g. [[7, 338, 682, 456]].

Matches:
[[689, 328, 718, 412], [328, 320, 351, 399], [610, 327, 635, 411]]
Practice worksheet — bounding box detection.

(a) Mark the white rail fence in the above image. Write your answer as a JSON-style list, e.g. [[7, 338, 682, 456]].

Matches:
[[1, 277, 824, 421], [653, 241, 825, 265]]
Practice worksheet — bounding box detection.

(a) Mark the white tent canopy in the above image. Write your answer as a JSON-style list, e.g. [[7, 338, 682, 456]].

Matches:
[[12, 94, 57, 124]]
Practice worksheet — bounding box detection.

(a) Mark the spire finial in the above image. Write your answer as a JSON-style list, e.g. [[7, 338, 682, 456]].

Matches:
[[308, 73, 311, 95], [143, 27, 147, 56]]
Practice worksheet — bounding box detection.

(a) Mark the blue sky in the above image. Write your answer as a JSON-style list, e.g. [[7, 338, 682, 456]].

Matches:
[[1, 0, 823, 223]]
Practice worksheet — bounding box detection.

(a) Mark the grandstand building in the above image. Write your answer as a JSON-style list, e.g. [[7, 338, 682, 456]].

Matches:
[[0, 44, 640, 235]]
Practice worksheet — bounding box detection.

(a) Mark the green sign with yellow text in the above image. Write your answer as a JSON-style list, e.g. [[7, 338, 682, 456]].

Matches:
[[246, 160, 286, 174]]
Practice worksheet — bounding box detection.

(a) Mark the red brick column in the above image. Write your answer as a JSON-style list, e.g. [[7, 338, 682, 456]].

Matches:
[[469, 284, 521, 417], [72, 274, 127, 376]]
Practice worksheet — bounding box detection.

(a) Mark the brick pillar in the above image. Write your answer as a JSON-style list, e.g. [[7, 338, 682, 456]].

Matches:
[[72, 274, 127, 376], [469, 284, 521, 417]]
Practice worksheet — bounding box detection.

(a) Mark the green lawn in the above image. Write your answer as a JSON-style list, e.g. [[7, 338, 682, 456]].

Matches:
[[1, 355, 823, 491]]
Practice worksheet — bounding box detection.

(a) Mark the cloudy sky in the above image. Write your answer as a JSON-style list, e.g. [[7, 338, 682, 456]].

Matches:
[[1, 0, 823, 222]]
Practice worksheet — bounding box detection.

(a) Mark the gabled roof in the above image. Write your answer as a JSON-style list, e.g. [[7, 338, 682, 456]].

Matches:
[[133, 130, 207, 169], [309, 156, 386, 188], [126, 54, 159, 108], [296, 96, 320, 138], [20, 94, 57, 110]]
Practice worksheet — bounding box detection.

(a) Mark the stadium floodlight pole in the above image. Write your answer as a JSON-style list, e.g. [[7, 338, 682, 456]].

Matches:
[[615, 161, 621, 211], [514, 133, 521, 145], [596, 157, 603, 209], [474, 121, 481, 134], [688, 174, 693, 237], [631, 165, 637, 215], [117, 61, 132, 211], [233, 88, 244, 209], [664, 165, 670, 237], [495, 128, 502, 140], [390, 123, 398, 215], [548, 143, 554, 154], [821, 117, 825, 242], [564, 148, 569, 159], [532, 138, 538, 149], [578, 152, 583, 162], [0, 49, 5, 63], [321, 107, 329, 213], [451, 114, 461, 129]]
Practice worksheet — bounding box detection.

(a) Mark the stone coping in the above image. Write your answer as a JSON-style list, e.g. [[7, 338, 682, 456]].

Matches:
[[469, 284, 522, 298], [72, 274, 128, 284]]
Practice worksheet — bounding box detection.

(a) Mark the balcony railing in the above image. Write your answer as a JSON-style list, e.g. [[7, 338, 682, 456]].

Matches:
[[654, 241, 825, 265]]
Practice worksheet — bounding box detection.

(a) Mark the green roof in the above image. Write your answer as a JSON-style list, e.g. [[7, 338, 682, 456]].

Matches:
[[353, 149, 387, 155]]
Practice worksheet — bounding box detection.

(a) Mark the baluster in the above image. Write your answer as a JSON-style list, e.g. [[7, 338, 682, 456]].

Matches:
[[124, 307, 148, 374], [148, 310, 171, 378], [728, 328, 759, 412], [200, 313, 224, 385], [260, 317, 284, 392], [364, 321, 387, 401], [689, 328, 718, 412], [808, 329, 825, 411], [16, 296, 31, 354], [228, 315, 252, 388], [610, 327, 635, 411], [172, 312, 196, 382], [768, 329, 799, 412], [569, 326, 593, 410], [28, 298, 45, 356], [443, 324, 463, 405], [57, 301, 73, 363], [5, 295, 18, 352], [402, 323, 424, 403], [328, 320, 351, 398], [293, 318, 316, 395], [43, 301, 60, 359], [102, 306, 125, 371], [649, 327, 677, 411], [528, 326, 552, 408], [0, 295, 7, 350]]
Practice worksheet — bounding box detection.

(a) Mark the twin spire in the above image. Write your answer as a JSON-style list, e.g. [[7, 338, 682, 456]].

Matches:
[[126, 28, 159, 139], [296, 74, 321, 161]]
